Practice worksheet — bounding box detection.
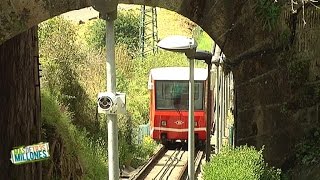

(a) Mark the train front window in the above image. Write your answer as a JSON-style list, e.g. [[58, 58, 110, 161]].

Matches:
[[155, 80, 204, 110]]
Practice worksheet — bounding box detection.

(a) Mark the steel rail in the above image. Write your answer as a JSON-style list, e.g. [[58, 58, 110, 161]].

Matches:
[[129, 146, 167, 180], [165, 149, 186, 179], [177, 150, 204, 180], [157, 147, 184, 180], [129, 146, 204, 180], [194, 151, 204, 177], [153, 147, 181, 180]]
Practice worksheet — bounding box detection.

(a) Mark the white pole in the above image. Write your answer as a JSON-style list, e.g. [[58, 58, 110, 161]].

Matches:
[[226, 74, 229, 138], [205, 62, 212, 162], [221, 71, 225, 139], [219, 67, 223, 150], [188, 57, 195, 180], [106, 14, 120, 180], [213, 45, 221, 154], [215, 65, 220, 154]]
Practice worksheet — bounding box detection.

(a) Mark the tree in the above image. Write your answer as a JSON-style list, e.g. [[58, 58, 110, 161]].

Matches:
[[85, 10, 140, 56]]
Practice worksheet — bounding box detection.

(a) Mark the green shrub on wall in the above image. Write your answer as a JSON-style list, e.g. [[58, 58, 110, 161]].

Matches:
[[255, 0, 281, 31], [203, 145, 281, 180], [295, 127, 320, 166]]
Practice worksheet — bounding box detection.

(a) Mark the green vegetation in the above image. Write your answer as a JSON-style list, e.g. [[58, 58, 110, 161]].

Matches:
[[84, 10, 140, 56], [41, 90, 108, 179], [255, 0, 282, 31], [157, 8, 194, 39], [193, 26, 214, 51], [129, 136, 158, 167], [203, 145, 281, 180], [38, 15, 147, 178], [295, 128, 320, 166], [38, 8, 211, 178], [281, 127, 320, 179], [39, 17, 96, 133]]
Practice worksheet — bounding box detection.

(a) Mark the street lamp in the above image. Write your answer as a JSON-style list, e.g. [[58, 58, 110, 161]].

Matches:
[[194, 50, 213, 162], [157, 35, 197, 180], [157, 35, 197, 58]]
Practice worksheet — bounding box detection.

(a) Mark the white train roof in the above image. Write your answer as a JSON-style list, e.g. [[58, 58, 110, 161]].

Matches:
[[148, 67, 207, 89]]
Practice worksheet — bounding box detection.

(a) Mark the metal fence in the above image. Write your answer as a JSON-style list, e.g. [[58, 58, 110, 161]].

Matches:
[[135, 123, 150, 144]]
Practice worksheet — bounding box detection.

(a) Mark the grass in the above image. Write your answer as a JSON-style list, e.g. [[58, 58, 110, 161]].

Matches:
[[41, 90, 108, 179], [157, 8, 194, 39]]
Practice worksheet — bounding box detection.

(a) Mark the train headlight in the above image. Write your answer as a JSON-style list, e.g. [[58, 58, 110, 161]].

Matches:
[[161, 120, 167, 127], [195, 121, 198, 127]]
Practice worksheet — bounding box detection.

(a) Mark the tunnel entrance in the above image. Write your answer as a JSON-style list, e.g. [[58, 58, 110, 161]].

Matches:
[[1, 1, 320, 179]]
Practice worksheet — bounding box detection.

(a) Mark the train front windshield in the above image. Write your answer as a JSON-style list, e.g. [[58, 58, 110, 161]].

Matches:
[[155, 80, 204, 110]]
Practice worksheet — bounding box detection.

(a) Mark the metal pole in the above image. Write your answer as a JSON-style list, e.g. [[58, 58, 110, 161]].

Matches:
[[215, 65, 220, 154], [221, 72, 225, 138], [106, 12, 120, 180], [219, 67, 223, 149], [188, 57, 195, 180], [205, 62, 212, 161], [226, 75, 229, 138], [225, 74, 228, 137], [231, 73, 235, 148], [233, 78, 236, 148], [225, 74, 230, 140]]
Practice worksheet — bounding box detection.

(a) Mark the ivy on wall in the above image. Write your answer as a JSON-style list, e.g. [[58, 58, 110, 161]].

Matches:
[[255, 0, 282, 31]]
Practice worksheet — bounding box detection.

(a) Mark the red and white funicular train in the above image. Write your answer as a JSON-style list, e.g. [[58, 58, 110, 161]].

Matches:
[[148, 67, 210, 147]]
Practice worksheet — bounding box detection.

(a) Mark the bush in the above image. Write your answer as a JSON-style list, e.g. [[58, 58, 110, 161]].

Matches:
[[203, 145, 281, 180], [84, 10, 140, 56], [130, 136, 158, 168], [39, 17, 97, 133], [295, 127, 320, 166], [41, 90, 108, 179]]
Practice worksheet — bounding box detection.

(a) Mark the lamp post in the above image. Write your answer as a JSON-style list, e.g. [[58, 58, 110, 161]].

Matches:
[[157, 35, 197, 180], [194, 50, 213, 162], [92, 0, 119, 179]]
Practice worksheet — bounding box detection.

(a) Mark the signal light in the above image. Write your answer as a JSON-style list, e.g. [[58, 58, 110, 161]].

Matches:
[[161, 120, 167, 127]]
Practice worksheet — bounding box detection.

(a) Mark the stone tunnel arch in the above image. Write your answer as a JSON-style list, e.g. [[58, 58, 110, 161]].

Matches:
[[1, 0, 320, 175], [1, 0, 244, 58]]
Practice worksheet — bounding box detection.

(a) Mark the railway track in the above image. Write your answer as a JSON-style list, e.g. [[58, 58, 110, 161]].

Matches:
[[129, 145, 204, 180]]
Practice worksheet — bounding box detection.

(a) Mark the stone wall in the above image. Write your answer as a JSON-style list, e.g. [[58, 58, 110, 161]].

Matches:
[[0, 26, 42, 179], [233, 7, 320, 166]]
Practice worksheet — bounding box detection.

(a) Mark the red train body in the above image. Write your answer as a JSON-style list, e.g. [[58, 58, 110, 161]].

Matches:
[[148, 67, 211, 146]]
